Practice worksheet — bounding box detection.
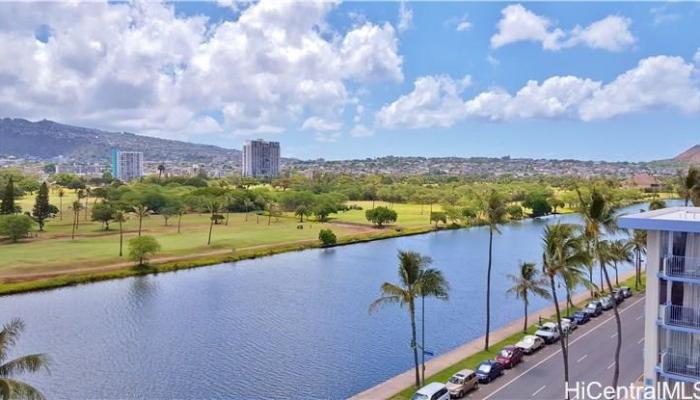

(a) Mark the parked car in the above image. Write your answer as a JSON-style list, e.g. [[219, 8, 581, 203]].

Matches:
[[515, 335, 545, 354], [535, 322, 561, 343], [496, 345, 524, 369], [584, 301, 602, 317], [600, 296, 614, 310], [573, 311, 591, 325], [475, 360, 504, 383], [619, 286, 632, 298], [446, 369, 479, 398], [612, 289, 624, 304], [411, 382, 450, 400], [561, 317, 578, 331]]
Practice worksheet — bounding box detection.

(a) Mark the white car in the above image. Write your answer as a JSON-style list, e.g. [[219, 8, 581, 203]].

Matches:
[[535, 322, 561, 344], [515, 334, 545, 354], [561, 318, 577, 332], [411, 382, 450, 400]]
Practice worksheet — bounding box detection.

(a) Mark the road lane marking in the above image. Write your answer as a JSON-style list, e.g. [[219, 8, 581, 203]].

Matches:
[[577, 354, 588, 363], [638, 338, 644, 344], [636, 315, 643, 321], [611, 333, 617, 338], [607, 362, 615, 370], [481, 296, 646, 400], [532, 385, 546, 397]]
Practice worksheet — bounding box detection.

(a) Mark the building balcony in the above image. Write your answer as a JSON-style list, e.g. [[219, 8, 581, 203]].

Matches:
[[661, 256, 700, 281], [663, 305, 700, 331], [661, 352, 700, 380]]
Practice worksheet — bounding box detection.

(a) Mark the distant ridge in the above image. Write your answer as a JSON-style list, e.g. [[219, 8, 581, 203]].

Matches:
[[675, 145, 700, 163], [0, 118, 241, 163]]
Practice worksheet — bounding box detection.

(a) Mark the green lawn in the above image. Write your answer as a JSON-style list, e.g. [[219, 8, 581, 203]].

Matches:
[[333, 201, 440, 226]]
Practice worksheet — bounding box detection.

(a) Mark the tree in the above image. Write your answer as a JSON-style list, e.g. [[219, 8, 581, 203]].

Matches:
[[159, 207, 177, 227], [128, 235, 161, 266], [365, 206, 397, 228], [630, 230, 647, 291], [0, 214, 33, 243], [369, 251, 449, 389], [91, 202, 114, 230], [113, 211, 127, 257], [430, 211, 447, 227], [206, 200, 221, 245], [506, 204, 524, 220], [506, 262, 550, 333], [295, 205, 311, 222], [266, 201, 280, 225], [523, 194, 552, 217], [649, 199, 666, 210], [482, 190, 507, 350], [157, 163, 166, 180], [131, 205, 151, 237], [610, 239, 633, 287], [32, 182, 55, 231], [70, 201, 83, 239], [1, 177, 15, 215], [541, 223, 587, 398], [678, 166, 700, 206], [243, 199, 255, 222], [0, 318, 50, 400], [83, 187, 91, 221], [57, 188, 65, 221], [318, 229, 337, 246]]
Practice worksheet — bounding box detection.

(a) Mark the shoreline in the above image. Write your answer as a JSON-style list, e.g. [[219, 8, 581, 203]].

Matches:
[[351, 268, 641, 400]]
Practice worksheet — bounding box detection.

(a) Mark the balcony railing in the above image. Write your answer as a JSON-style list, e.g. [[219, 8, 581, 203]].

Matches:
[[662, 352, 700, 379], [665, 305, 700, 330], [662, 256, 700, 280]]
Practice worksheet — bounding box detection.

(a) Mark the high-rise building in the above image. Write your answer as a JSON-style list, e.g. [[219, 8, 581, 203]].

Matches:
[[242, 139, 280, 178], [619, 207, 700, 391], [111, 149, 144, 181]]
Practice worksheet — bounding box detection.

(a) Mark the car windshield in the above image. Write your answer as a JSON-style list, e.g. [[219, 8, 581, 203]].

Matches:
[[498, 350, 511, 357], [449, 376, 464, 384], [478, 364, 491, 373], [411, 394, 429, 400]]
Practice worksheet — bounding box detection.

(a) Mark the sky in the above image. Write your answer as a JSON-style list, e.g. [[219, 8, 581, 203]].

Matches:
[[0, 1, 699, 162]]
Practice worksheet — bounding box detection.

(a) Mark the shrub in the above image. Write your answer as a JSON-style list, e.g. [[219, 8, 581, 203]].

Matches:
[[430, 211, 447, 227], [0, 214, 33, 242], [319, 229, 337, 246], [128, 236, 161, 266], [365, 206, 398, 227]]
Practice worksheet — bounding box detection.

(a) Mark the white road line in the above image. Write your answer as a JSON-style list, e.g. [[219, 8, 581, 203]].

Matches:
[[481, 296, 646, 400], [638, 337, 644, 344], [636, 315, 643, 321], [532, 385, 546, 397], [611, 333, 617, 338], [607, 361, 615, 370], [577, 354, 588, 363]]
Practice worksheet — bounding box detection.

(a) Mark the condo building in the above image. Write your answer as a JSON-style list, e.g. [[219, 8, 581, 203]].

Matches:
[[619, 207, 700, 391], [111, 149, 144, 182], [242, 139, 280, 178]]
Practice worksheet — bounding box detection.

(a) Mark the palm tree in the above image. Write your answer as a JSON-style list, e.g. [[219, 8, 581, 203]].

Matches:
[[678, 166, 700, 206], [541, 223, 587, 398], [243, 199, 254, 222], [131, 205, 150, 237], [206, 200, 221, 245], [157, 163, 166, 181], [610, 239, 633, 287], [57, 188, 64, 221], [578, 188, 623, 388], [70, 200, 82, 239], [482, 190, 507, 350], [83, 187, 91, 221], [649, 199, 666, 211], [416, 264, 450, 384], [630, 230, 647, 291], [506, 261, 550, 333], [0, 319, 49, 400], [295, 205, 310, 222], [113, 211, 127, 257], [266, 201, 278, 226], [369, 251, 449, 389]]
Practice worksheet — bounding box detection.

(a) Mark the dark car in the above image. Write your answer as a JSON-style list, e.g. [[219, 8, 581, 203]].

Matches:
[[475, 360, 504, 383], [573, 311, 590, 325], [612, 290, 624, 304], [584, 301, 603, 317], [619, 286, 632, 298], [495, 345, 524, 369]]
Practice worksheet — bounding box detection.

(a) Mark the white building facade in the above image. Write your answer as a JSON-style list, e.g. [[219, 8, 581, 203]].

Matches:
[[619, 207, 700, 391], [242, 139, 280, 178], [111, 149, 144, 182]]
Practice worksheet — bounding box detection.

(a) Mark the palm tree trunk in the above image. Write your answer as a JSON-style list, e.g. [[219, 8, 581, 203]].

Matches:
[[409, 300, 420, 388], [226, 211, 230, 226], [208, 218, 214, 245], [118, 221, 123, 257], [84, 196, 88, 221], [549, 275, 570, 398], [59, 197, 63, 221], [602, 260, 621, 389], [71, 212, 77, 239], [138, 215, 143, 237], [177, 214, 182, 234], [523, 297, 528, 333], [614, 262, 619, 287], [485, 226, 493, 350], [429, 203, 433, 223]]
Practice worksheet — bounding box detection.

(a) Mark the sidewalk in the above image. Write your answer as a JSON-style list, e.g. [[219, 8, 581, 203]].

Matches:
[[350, 269, 639, 400]]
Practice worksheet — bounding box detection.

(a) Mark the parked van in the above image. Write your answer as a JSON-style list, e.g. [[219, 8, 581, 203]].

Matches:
[[412, 382, 450, 400], [446, 369, 479, 398]]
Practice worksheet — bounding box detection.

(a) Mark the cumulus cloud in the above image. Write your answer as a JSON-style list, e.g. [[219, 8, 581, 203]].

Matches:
[[0, 0, 403, 138], [377, 55, 700, 128], [301, 116, 342, 133], [445, 14, 472, 32], [491, 4, 635, 52], [694, 48, 700, 65], [397, 0, 412, 33]]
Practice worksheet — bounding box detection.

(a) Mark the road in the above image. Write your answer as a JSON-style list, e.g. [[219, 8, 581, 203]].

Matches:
[[466, 295, 646, 400]]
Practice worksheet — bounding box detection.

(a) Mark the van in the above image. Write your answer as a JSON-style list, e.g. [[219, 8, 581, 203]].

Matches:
[[446, 369, 479, 397], [411, 382, 450, 400]]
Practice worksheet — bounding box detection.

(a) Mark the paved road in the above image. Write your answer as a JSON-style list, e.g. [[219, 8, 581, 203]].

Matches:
[[465, 295, 646, 400]]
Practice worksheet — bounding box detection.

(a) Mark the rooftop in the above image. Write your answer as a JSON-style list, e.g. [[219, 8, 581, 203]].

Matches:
[[618, 207, 700, 233]]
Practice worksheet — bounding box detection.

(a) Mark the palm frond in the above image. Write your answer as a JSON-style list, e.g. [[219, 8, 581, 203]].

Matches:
[[0, 354, 50, 377], [0, 378, 46, 400], [0, 319, 24, 364]]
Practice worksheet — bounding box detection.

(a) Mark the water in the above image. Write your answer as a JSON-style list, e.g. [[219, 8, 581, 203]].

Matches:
[[0, 202, 672, 399]]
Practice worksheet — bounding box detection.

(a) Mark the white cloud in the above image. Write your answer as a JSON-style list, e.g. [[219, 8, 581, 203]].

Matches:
[[694, 48, 700, 65], [456, 20, 473, 32], [377, 55, 700, 128], [315, 131, 341, 143], [397, 0, 412, 33], [0, 0, 403, 139], [349, 124, 373, 137], [650, 6, 680, 26], [301, 116, 342, 132], [491, 4, 635, 52]]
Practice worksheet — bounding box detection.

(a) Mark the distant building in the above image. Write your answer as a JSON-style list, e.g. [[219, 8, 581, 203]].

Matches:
[[242, 139, 280, 178], [624, 173, 662, 191], [111, 149, 143, 181]]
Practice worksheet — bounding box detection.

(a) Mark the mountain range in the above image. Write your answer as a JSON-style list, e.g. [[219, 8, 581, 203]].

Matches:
[[675, 145, 700, 163]]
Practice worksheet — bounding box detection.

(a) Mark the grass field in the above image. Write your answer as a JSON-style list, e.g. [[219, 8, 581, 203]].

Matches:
[[334, 201, 441, 226]]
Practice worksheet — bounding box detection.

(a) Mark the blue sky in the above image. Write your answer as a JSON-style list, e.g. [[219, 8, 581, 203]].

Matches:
[[1, 1, 699, 161]]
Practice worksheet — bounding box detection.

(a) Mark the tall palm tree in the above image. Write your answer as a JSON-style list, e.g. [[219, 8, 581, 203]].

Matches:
[[482, 190, 507, 350], [541, 223, 587, 398], [206, 200, 221, 245], [295, 205, 309, 222], [113, 211, 127, 257], [70, 201, 82, 239], [610, 239, 633, 287], [369, 251, 449, 389], [0, 319, 49, 400], [678, 166, 700, 206], [157, 163, 166, 181], [243, 199, 254, 222], [506, 261, 550, 333], [630, 230, 647, 290], [131, 205, 150, 237], [83, 187, 91, 222], [57, 188, 64, 221], [578, 188, 623, 388]]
